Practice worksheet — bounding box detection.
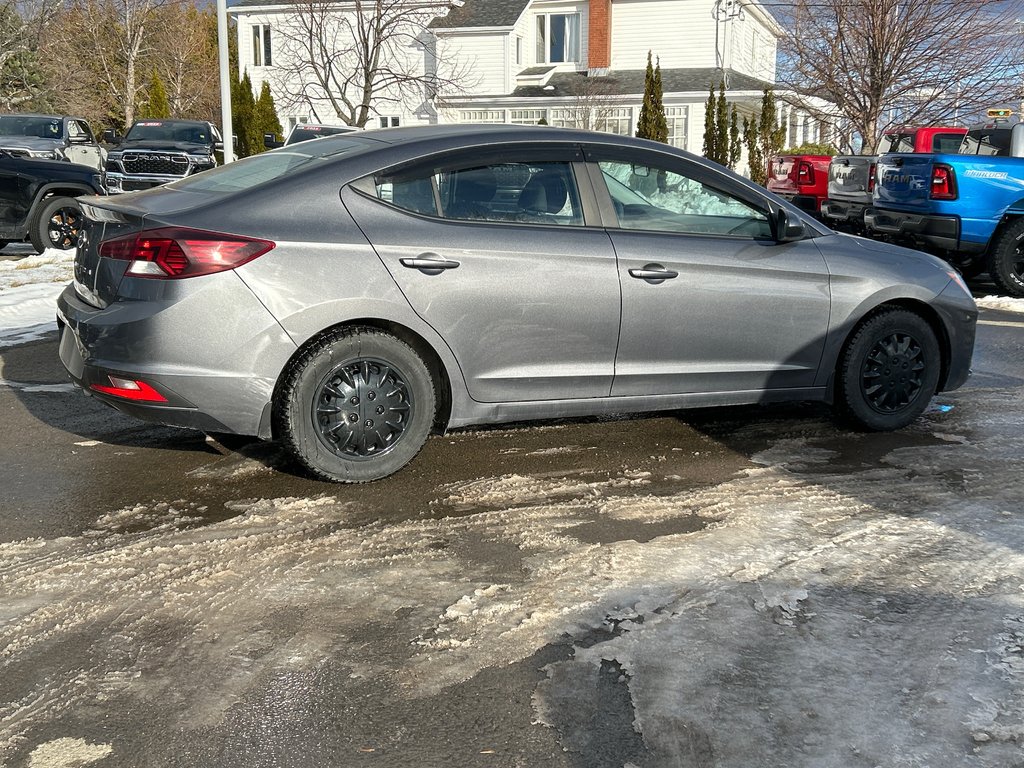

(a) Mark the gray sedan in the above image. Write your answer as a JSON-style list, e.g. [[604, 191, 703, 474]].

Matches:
[[56, 125, 977, 482]]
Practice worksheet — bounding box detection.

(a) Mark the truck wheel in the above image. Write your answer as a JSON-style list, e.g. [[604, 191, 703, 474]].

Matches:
[[987, 219, 1024, 297], [836, 308, 940, 432], [30, 196, 82, 253], [273, 326, 435, 483]]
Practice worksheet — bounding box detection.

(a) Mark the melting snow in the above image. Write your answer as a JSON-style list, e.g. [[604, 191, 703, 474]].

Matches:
[[0, 250, 73, 349]]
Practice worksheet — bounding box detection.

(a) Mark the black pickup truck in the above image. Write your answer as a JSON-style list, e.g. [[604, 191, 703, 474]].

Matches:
[[103, 119, 224, 194], [0, 150, 105, 252]]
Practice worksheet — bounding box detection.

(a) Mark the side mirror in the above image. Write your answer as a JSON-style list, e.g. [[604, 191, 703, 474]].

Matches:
[[214, 141, 225, 152], [101, 129, 120, 144], [263, 133, 283, 149], [775, 208, 806, 243]]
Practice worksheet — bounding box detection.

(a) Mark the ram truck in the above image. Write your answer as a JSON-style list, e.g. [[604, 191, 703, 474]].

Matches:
[[822, 126, 966, 233], [865, 120, 1024, 295], [103, 119, 224, 194], [766, 154, 832, 214]]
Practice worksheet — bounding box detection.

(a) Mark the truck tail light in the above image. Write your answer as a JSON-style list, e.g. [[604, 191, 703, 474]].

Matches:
[[930, 164, 957, 201], [868, 163, 877, 193], [99, 227, 275, 279], [797, 161, 814, 186]]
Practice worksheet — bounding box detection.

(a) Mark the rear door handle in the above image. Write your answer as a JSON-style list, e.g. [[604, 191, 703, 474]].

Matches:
[[629, 265, 678, 283], [400, 255, 461, 275]]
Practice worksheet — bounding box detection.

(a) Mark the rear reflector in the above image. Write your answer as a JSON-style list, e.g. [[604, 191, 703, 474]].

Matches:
[[99, 227, 275, 279], [90, 376, 168, 402]]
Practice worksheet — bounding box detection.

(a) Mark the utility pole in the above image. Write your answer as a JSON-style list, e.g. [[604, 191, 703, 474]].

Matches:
[[217, 0, 234, 163]]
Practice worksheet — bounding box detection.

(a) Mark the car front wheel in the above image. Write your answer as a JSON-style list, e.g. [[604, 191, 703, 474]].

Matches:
[[274, 326, 435, 483], [31, 196, 83, 252], [836, 308, 941, 431]]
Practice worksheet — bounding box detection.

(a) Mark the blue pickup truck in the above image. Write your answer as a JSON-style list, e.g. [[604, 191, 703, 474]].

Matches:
[[865, 120, 1024, 296]]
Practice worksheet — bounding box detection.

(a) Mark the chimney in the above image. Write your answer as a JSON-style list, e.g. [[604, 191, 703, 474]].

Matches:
[[588, 0, 611, 69]]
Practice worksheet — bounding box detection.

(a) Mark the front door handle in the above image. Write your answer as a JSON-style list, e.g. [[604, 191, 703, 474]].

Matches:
[[629, 264, 678, 284], [400, 255, 461, 275]]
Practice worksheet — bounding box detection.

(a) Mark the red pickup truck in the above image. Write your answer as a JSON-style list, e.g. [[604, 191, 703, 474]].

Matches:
[[821, 126, 966, 232], [766, 154, 832, 215]]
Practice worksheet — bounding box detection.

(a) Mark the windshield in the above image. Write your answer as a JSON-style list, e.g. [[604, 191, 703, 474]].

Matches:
[[286, 125, 355, 145], [165, 136, 371, 194], [0, 115, 63, 140], [960, 129, 1011, 156], [125, 121, 219, 144]]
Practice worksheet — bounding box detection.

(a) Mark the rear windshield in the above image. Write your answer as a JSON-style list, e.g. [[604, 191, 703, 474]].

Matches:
[[286, 125, 355, 145], [960, 129, 1011, 156], [164, 136, 371, 194], [931, 133, 965, 153], [0, 115, 63, 139], [880, 134, 914, 153]]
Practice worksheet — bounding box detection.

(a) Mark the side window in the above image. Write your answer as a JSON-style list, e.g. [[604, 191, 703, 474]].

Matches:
[[598, 160, 772, 238], [67, 121, 82, 139], [375, 161, 584, 226], [74, 121, 94, 141]]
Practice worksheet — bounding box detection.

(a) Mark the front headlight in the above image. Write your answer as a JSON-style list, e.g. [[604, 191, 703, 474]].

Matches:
[[28, 149, 60, 160]]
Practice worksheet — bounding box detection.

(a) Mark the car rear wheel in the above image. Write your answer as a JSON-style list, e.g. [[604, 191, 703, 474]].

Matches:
[[30, 196, 82, 253], [988, 219, 1024, 297], [274, 327, 435, 483], [836, 309, 940, 431]]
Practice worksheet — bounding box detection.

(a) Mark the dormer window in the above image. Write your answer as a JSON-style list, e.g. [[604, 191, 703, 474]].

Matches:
[[536, 13, 580, 64]]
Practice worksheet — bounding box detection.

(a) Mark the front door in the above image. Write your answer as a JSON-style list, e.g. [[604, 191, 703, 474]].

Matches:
[[585, 150, 831, 397]]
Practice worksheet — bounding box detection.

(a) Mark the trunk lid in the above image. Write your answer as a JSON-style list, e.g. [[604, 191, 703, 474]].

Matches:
[[72, 200, 146, 309], [874, 154, 935, 209]]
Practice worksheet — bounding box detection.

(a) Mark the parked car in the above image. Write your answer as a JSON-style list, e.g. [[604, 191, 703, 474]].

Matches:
[[57, 125, 977, 482], [103, 119, 223, 194], [822, 126, 966, 233], [0, 149, 105, 252], [766, 153, 832, 214], [264, 123, 359, 150], [0, 113, 106, 171], [866, 118, 1024, 295]]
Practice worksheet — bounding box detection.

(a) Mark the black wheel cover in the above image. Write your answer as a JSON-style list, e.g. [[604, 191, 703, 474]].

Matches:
[[312, 357, 413, 460], [860, 331, 926, 414]]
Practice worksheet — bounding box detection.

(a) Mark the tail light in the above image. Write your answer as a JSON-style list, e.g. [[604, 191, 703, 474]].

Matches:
[[930, 164, 957, 200], [99, 227, 275, 279], [797, 161, 815, 186], [90, 376, 168, 402], [868, 163, 877, 193]]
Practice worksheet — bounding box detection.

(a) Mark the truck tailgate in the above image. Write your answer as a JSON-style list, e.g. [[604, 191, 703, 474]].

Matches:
[[875, 154, 934, 208], [828, 156, 873, 200]]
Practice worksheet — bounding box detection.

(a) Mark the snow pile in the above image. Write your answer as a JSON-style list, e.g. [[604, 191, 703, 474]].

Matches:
[[0, 249, 73, 348], [975, 295, 1024, 314]]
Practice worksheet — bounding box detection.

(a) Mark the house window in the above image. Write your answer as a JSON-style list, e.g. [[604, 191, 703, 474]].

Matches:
[[379, 116, 400, 128], [516, 36, 523, 66], [510, 109, 546, 125], [666, 106, 688, 149], [252, 24, 272, 67], [459, 110, 506, 123], [536, 13, 580, 64], [594, 107, 631, 136]]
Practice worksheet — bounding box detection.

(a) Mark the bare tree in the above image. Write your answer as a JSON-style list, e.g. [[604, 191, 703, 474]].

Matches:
[[272, 0, 472, 127], [44, 0, 181, 128], [778, 0, 1024, 153], [549, 72, 629, 131], [0, 0, 60, 110], [150, 4, 220, 119]]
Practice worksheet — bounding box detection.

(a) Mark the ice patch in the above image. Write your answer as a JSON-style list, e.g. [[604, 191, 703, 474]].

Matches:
[[27, 737, 112, 767]]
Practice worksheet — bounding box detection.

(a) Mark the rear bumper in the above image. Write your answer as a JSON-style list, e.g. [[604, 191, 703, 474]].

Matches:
[[774, 192, 822, 214], [820, 199, 868, 224], [864, 208, 985, 255], [55, 279, 296, 437]]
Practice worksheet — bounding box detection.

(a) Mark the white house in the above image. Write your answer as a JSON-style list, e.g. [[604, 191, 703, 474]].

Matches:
[[229, 0, 831, 162]]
